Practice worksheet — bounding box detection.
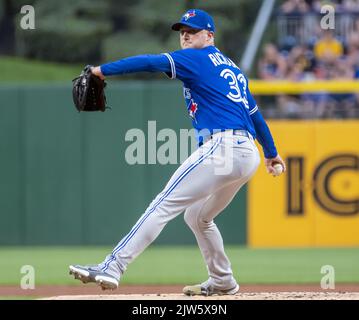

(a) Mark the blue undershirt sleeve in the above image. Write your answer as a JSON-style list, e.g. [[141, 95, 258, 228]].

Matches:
[[100, 54, 171, 76], [250, 109, 278, 159]]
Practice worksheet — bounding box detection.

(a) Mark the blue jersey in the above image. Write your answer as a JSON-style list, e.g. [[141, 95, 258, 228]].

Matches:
[[163, 46, 258, 140], [100, 47, 277, 158]]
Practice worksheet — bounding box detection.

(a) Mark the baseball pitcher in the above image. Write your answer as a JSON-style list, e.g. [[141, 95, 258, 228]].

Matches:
[[69, 9, 286, 296]]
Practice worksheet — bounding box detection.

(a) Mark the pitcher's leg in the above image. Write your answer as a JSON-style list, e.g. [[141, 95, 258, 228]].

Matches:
[[184, 179, 245, 288], [100, 138, 230, 278]]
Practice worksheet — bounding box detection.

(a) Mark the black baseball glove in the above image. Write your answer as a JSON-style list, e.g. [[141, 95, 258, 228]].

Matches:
[[72, 65, 108, 112]]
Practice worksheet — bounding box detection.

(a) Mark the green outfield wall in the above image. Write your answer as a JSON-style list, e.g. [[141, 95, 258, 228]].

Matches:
[[0, 82, 247, 245]]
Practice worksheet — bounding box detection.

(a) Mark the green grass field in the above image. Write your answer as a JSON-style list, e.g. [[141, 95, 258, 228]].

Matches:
[[0, 56, 81, 82], [0, 246, 358, 285]]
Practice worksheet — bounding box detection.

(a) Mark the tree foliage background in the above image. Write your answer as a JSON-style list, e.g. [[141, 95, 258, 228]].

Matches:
[[0, 0, 265, 76]]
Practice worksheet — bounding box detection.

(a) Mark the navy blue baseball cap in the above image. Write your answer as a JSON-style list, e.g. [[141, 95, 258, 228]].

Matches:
[[172, 9, 215, 33]]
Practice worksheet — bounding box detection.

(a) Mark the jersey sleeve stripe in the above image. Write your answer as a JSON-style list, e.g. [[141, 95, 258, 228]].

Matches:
[[163, 53, 176, 79], [249, 105, 258, 115]]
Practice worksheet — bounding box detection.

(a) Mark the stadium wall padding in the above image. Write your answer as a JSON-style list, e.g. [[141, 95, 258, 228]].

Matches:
[[0, 82, 247, 245], [249, 121, 359, 247]]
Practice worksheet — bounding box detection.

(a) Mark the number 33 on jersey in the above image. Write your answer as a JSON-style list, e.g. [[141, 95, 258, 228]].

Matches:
[[164, 46, 257, 138]]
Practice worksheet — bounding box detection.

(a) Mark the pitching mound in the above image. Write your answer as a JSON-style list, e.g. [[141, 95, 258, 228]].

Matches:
[[43, 292, 359, 300], [2, 284, 359, 300]]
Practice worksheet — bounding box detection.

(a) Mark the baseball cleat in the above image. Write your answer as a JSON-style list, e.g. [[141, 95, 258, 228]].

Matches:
[[69, 264, 119, 290], [183, 281, 239, 296]]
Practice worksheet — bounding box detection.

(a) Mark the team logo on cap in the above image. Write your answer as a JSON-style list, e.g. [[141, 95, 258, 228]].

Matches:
[[183, 10, 196, 21]]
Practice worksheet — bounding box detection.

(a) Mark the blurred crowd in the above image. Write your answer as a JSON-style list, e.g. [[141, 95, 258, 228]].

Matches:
[[257, 0, 359, 119], [280, 0, 359, 13]]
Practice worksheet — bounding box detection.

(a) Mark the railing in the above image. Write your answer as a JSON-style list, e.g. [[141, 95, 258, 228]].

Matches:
[[250, 79, 359, 94], [250, 80, 359, 119], [276, 12, 359, 46]]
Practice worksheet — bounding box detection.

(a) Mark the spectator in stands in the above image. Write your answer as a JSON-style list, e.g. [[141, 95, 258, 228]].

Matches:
[[258, 43, 287, 79], [335, 57, 355, 79], [286, 45, 316, 79], [281, 0, 311, 13], [258, 0, 359, 119], [314, 30, 344, 61], [329, 58, 357, 117], [347, 17, 359, 53], [311, 0, 339, 12], [344, 34, 359, 70], [287, 62, 306, 80], [282, 45, 319, 118], [287, 48, 328, 118], [277, 95, 304, 118], [342, 0, 359, 12]]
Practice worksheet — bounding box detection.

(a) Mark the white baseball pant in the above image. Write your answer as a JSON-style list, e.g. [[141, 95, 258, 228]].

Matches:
[[100, 129, 260, 288]]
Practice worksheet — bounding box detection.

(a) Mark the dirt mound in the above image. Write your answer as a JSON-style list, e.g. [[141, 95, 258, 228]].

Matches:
[[43, 292, 359, 300], [2, 284, 359, 300]]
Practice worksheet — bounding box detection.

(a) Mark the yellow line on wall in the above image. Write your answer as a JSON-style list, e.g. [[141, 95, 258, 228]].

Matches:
[[249, 80, 359, 94]]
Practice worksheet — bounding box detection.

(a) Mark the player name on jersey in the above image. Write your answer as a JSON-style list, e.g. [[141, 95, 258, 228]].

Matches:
[[208, 52, 239, 69]]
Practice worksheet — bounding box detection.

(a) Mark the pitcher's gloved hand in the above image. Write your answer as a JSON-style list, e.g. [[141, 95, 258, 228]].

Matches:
[[72, 65, 107, 112]]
